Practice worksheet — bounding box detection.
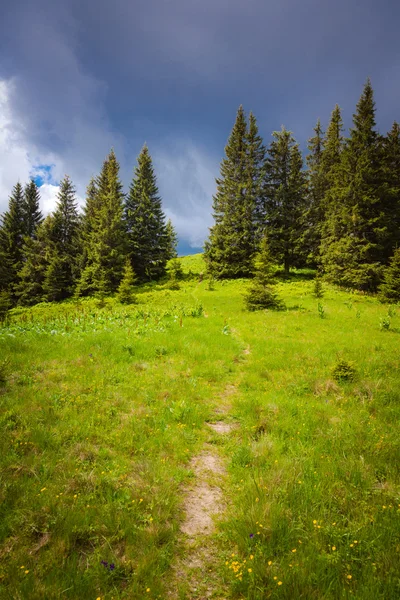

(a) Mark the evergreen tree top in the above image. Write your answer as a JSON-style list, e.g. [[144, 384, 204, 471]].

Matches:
[[350, 78, 377, 147], [23, 179, 43, 238], [1, 182, 24, 231], [307, 119, 324, 170]]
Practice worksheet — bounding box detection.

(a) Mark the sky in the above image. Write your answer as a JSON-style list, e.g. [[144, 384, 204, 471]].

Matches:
[[1, 0, 400, 252]]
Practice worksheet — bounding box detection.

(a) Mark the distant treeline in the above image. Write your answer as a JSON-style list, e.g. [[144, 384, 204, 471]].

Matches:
[[205, 79, 400, 293], [0, 146, 178, 306], [1, 78, 400, 310]]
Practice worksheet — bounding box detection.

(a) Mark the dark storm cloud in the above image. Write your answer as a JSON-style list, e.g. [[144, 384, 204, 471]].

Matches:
[[1, 0, 400, 243]]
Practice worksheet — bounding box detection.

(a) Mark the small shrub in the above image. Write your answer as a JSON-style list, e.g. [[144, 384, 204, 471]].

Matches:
[[164, 279, 180, 290], [245, 283, 285, 312], [344, 299, 353, 310], [117, 260, 137, 304], [155, 346, 167, 357], [380, 315, 391, 330], [313, 278, 324, 299], [122, 345, 135, 356], [318, 303, 325, 319], [190, 303, 204, 317], [167, 258, 184, 281], [332, 359, 357, 382], [207, 277, 215, 291]]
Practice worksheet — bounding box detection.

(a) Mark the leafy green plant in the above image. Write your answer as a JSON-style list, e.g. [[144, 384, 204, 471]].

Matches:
[[380, 315, 391, 330], [318, 302, 325, 319]]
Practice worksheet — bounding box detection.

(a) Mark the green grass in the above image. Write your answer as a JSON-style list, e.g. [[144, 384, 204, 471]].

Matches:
[[1, 254, 399, 599]]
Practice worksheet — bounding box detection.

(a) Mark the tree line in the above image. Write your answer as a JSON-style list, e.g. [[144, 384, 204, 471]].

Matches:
[[0, 146, 178, 306], [205, 79, 400, 294], [1, 78, 400, 310]]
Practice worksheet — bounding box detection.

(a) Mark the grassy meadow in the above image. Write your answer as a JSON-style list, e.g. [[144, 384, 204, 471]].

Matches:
[[0, 254, 399, 599]]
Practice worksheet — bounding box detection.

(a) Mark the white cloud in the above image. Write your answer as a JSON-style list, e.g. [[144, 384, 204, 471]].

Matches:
[[0, 79, 33, 209], [154, 142, 218, 247], [37, 184, 61, 215]]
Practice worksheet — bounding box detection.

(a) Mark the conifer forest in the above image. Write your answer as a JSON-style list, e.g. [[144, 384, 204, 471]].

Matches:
[[1, 80, 399, 307]]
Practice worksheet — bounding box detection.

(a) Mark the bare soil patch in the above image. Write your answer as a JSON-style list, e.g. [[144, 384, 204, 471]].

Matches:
[[207, 421, 237, 434]]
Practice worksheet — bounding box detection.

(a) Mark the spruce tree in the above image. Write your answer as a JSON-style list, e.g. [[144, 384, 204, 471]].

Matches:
[[321, 80, 385, 290], [43, 175, 80, 301], [247, 112, 267, 244], [15, 217, 54, 305], [381, 121, 400, 260], [378, 248, 400, 302], [302, 119, 325, 265], [77, 150, 128, 296], [116, 259, 137, 304], [319, 105, 345, 266], [264, 127, 307, 274], [125, 144, 168, 280], [165, 219, 178, 259], [22, 180, 43, 238], [205, 106, 260, 278], [77, 177, 99, 275], [0, 183, 25, 293], [244, 234, 285, 311], [0, 290, 12, 323]]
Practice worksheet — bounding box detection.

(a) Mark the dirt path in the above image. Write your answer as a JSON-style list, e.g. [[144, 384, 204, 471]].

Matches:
[[167, 338, 250, 599], [167, 423, 236, 599]]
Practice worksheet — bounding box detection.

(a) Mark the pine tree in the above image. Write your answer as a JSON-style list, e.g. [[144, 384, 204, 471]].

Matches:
[[247, 112, 267, 244], [15, 217, 54, 305], [321, 105, 344, 177], [264, 127, 307, 274], [313, 276, 324, 299], [205, 106, 260, 278], [302, 119, 325, 265], [77, 177, 99, 275], [0, 291, 12, 323], [22, 180, 43, 238], [244, 234, 285, 311], [319, 105, 345, 266], [381, 121, 400, 260], [378, 249, 400, 302], [77, 150, 128, 296], [167, 258, 184, 280], [43, 175, 80, 301], [321, 80, 385, 291], [125, 144, 168, 280], [116, 259, 137, 304], [165, 219, 178, 259], [0, 183, 25, 294]]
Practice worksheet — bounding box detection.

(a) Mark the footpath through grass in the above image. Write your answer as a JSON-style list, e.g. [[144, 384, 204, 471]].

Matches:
[[0, 254, 399, 599]]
